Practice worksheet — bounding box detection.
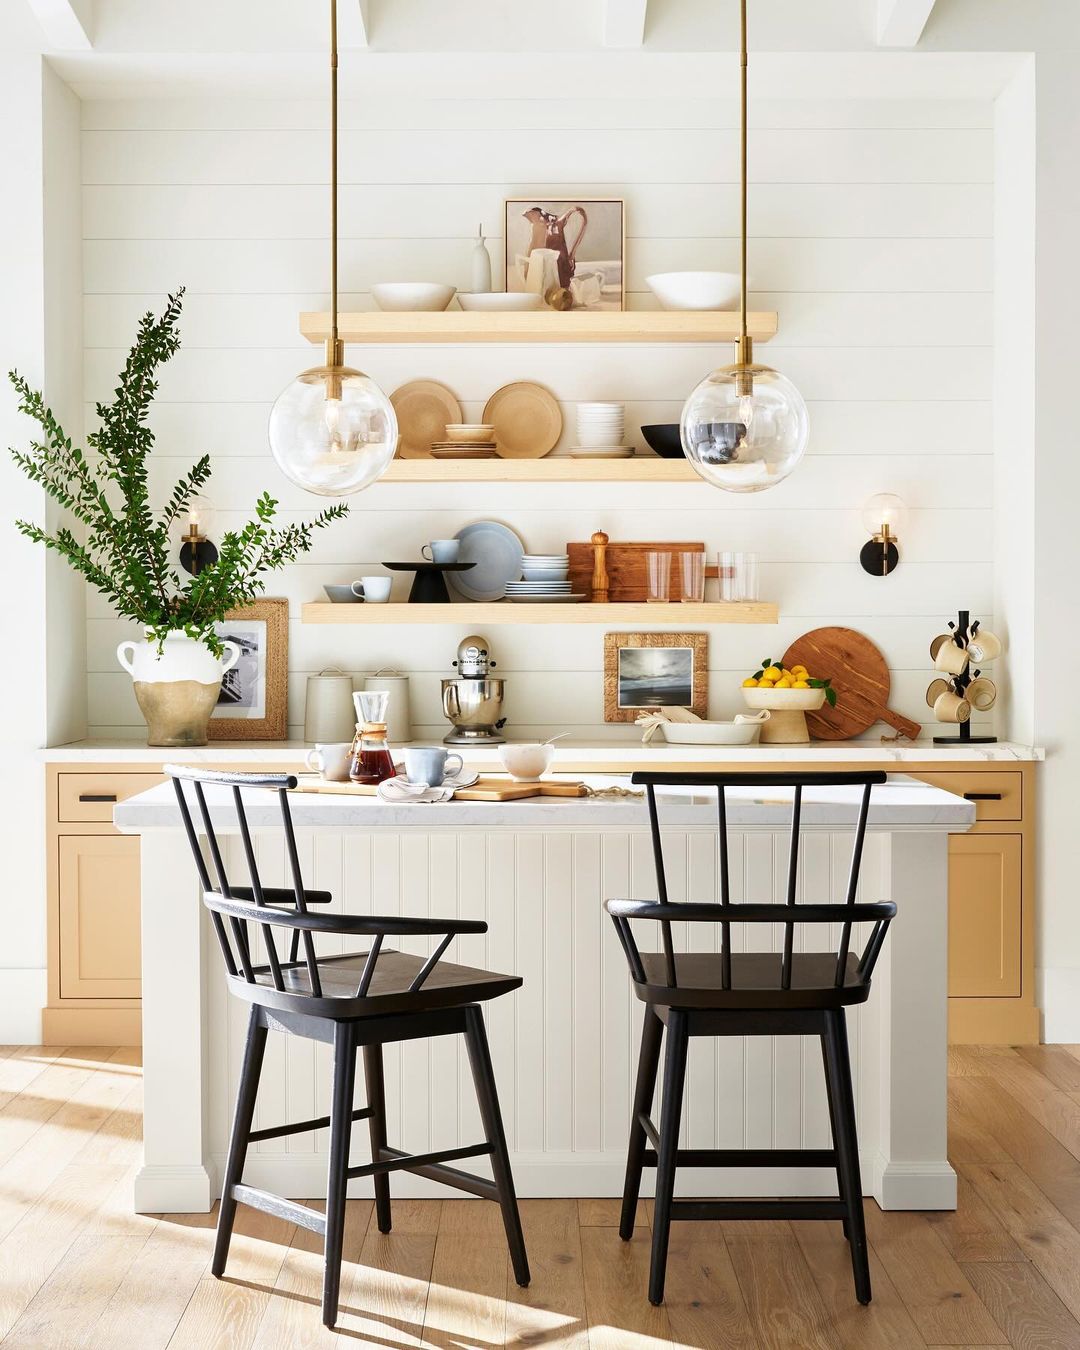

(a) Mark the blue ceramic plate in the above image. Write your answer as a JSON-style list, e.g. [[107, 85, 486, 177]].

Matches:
[[447, 521, 526, 602]]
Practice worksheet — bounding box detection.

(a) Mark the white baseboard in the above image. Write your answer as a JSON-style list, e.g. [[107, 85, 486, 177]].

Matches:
[[1038, 966, 1080, 1041], [0, 968, 46, 1044], [134, 1163, 214, 1214], [873, 1156, 957, 1211]]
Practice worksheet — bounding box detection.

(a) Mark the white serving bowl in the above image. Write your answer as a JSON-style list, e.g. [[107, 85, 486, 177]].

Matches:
[[660, 717, 766, 746], [498, 742, 556, 781], [457, 293, 544, 312], [742, 687, 826, 712], [646, 271, 742, 311], [372, 282, 456, 312]]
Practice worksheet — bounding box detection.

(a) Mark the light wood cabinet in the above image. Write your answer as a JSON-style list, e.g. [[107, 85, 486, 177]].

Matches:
[[947, 833, 1022, 997], [58, 835, 142, 998]]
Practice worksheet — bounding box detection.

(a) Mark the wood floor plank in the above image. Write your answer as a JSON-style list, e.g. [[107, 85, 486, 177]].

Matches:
[[725, 1235, 843, 1350], [438, 1196, 511, 1238], [926, 1176, 1026, 1263], [948, 1081, 1013, 1166], [960, 1260, 1080, 1350], [861, 1208, 1008, 1346], [792, 1220, 927, 1350], [0, 1051, 115, 1174], [85, 1220, 209, 1350], [341, 1224, 435, 1347], [663, 1238, 758, 1349], [580, 1223, 673, 1349], [1016, 1046, 1080, 1095], [0, 1046, 67, 1110], [959, 1159, 1080, 1327], [504, 1200, 589, 1350], [425, 1227, 509, 1350], [251, 1199, 371, 1350], [165, 1203, 298, 1350], [1, 1232, 147, 1349], [578, 1196, 648, 1228]]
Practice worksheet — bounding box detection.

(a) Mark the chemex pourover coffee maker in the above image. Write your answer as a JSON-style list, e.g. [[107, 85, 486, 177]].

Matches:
[[441, 635, 507, 745]]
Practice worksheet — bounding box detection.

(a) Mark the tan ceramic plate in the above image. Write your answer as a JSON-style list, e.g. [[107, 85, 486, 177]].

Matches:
[[483, 381, 562, 459], [390, 380, 463, 459]]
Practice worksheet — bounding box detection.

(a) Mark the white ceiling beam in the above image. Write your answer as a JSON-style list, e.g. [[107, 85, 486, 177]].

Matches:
[[603, 0, 648, 49], [338, 0, 370, 49], [877, 0, 937, 48], [25, 0, 94, 50]]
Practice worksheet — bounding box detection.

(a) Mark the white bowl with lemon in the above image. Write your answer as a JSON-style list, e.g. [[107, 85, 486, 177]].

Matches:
[[741, 661, 830, 743]]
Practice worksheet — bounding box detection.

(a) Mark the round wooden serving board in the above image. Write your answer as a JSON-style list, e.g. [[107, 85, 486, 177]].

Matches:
[[782, 627, 922, 741]]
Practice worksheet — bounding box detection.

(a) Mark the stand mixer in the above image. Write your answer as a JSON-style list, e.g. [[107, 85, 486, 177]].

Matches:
[[441, 635, 507, 745]]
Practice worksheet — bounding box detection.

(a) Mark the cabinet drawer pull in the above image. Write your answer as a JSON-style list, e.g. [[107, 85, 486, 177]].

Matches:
[[964, 792, 1003, 801], [78, 793, 118, 803]]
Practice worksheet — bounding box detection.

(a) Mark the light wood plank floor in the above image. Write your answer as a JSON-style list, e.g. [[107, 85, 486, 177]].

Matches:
[[3, 1043, 1080, 1347]]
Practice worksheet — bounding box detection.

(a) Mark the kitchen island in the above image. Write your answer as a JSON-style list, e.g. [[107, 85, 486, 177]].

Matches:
[[115, 774, 974, 1215]]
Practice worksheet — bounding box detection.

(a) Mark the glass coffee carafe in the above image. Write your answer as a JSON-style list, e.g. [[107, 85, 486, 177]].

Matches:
[[349, 690, 397, 784]]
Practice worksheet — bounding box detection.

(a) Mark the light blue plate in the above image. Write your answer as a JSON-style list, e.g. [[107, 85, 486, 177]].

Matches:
[[448, 520, 526, 601]]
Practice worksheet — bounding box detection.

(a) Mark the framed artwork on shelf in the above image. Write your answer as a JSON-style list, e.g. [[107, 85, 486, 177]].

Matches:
[[207, 597, 289, 741], [603, 631, 708, 723], [504, 197, 625, 311]]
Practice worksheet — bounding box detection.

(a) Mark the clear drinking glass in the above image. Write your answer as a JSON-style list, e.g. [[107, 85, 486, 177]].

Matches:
[[678, 550, 706, 602], [646, 551, 671, 603], [735, 551, 759, 602], [718, 550, 738, 601]]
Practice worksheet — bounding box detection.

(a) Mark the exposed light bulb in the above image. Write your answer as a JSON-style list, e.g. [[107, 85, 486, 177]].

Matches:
[[738, 392, 756, 430], [324, 395, 344, 452]]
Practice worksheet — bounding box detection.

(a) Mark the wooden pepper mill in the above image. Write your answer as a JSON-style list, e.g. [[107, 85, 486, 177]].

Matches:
[[590, 531, 609, 603]]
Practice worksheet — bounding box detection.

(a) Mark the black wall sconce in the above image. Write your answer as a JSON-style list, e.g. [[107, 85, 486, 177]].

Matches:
[[859, 493, 906, 576], [179, 496, 218, 575]]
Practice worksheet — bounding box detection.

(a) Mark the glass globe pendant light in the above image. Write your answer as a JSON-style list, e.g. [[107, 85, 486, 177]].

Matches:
[[679, 0, 808, 493], [268, 0, 397, 496]]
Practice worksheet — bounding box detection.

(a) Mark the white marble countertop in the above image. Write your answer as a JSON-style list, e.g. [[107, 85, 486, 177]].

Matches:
[[44, 737, 1044, 764], [114, 775, 975, 833]]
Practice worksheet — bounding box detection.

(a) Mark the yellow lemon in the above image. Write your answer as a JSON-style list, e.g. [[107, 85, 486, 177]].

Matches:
[[742, 677, 758, 688], [776, 677, 793, 689], [792, 665, 808, 678], [793, 679, 810, 689], [762, 665, 783, 682]]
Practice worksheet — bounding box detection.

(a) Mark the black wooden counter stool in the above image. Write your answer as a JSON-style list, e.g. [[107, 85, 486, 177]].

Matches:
[[606, 770, 895, 1307], [165, 766, 530, 1328]]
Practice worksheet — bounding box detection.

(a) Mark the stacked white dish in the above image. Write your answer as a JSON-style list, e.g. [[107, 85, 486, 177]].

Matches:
[[572, 402, 633, 458], [506, 554, 584, 603]]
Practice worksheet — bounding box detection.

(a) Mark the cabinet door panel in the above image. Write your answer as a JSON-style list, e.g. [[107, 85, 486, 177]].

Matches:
[[58, 836, 141, 999], [948, 834, 1021, 998]]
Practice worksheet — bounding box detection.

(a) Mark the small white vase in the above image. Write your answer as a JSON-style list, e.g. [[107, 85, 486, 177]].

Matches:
[[471, 226, 492, 294], [117, 630, 240, 747]]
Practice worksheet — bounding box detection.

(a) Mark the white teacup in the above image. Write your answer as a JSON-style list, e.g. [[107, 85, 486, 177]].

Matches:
[[305, 742, 352, 782], [498, 742, 555, 782], [360, 576, 392, 603], [403, 745, 464, 787], [422, 540, 460, 564], [967, 628, 1002, 663]]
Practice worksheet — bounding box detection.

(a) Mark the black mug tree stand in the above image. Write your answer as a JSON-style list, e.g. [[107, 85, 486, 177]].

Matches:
[[932, 609, 998, 745]]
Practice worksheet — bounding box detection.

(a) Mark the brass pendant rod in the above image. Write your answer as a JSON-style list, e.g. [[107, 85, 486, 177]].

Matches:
[[329, 0, 339, 350], [739, 0, 748, 345]]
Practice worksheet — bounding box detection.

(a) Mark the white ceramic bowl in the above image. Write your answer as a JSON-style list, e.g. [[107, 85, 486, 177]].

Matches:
[[372, 282, 456, 312], [742, 687, 826, 712], [457, 293, 544, 312], [660, 718, 765, 746], [498, 742, 556, 781], [645, 271, 742, 311]]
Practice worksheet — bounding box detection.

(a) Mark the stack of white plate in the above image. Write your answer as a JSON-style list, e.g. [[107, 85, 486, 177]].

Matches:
[[506, 554, 583, 602], [572, 402, 633, 458]]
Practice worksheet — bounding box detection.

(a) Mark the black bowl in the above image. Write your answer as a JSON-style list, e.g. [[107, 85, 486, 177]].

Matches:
[[640, 424, 685, 458]]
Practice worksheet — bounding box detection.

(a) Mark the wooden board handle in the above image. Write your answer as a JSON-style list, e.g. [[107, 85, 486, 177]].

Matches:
[[878, 706, 922, 740]]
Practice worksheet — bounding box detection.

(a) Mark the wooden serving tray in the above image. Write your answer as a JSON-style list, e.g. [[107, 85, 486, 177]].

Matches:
[[567, 540, 707, 601], [292, 775, 587, 802]]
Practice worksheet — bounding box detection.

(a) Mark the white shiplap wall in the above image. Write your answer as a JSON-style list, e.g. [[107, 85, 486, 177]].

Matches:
[[81, 95, 994, 741]]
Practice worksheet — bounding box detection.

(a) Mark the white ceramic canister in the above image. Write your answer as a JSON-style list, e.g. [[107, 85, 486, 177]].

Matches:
[[362, 670, 412, 743], [304, 667, 357, 744]]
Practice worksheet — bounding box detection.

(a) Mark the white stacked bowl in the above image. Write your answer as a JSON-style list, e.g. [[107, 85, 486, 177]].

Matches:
[[521, 553, 570, 583], [577, 402, 625, 448]]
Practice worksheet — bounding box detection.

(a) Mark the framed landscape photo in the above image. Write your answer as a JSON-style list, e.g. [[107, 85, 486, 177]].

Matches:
[[604, 632, 708, 723], [207, 598, 288, 741], [504, 197, 625, 311]]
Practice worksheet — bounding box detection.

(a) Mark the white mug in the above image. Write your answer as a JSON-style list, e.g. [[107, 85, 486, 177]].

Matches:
[[305, 742, 352, 782], [422, 540, 460, 564], [933, 640, 969, 677], [967, 628, 1002, 663], [359, 575, 392, 603], [403, 745, 463, 787]]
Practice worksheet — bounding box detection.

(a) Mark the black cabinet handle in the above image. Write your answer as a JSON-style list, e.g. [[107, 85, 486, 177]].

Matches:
[[78, 793, 117, 803], [964, 792, 1002, 801]]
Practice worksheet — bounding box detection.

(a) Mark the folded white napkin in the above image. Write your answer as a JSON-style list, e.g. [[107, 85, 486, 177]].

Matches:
[[376, 770, 479, 803]]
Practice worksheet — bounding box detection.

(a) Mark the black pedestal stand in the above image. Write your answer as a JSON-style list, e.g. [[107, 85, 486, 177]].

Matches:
[[932, 608, 997, 745]]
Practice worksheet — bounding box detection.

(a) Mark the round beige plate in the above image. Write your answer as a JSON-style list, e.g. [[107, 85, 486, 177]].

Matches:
[[483, 381, 563, 459], [390, 380, 463, 459]]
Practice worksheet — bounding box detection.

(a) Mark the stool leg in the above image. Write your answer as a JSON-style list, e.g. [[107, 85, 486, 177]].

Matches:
[[620, 1007, 664, 1240], [464, 1004, 530, 1287], [362, 1042, 392, 1234], [824, 1009, 872, 1305], [649, 1008, 688, 1306], [212, 1004, 266, 1278], [819, 1033, 849, 1240], [323, 1021, 358, 1328]]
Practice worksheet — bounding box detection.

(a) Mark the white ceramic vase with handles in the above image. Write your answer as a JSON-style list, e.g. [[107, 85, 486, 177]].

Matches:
[[116, 630, 240, 747]]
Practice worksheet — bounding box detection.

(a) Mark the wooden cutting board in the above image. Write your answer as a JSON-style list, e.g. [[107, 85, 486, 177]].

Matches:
[[782, 628, 922, 741], [567, 541, 706, 602], [292, 775, 587, 801]]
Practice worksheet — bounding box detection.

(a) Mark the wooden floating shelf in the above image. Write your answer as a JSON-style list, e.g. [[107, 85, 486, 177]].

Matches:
[[380, 457, 700, 482], [300, 309, 778, 345], [301, 601, 778, 626]]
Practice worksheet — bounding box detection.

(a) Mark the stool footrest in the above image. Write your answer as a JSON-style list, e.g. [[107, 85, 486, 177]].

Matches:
[[348, 1141, 493, 1182], [373, 1144, 500, 1200], [642, 1145, 838, 1169], [672, 1198, 848, 1222], [231, 1185, 327, 1235], [248, 1104, 372, 1144]]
